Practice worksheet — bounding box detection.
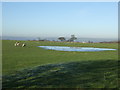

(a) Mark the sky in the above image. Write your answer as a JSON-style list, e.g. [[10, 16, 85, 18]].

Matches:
[[2, 2, 118, 39]]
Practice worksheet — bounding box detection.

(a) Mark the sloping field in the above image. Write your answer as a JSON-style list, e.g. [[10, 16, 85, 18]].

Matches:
[[2, 40, 119, 88], [3, 60, 118, 88]]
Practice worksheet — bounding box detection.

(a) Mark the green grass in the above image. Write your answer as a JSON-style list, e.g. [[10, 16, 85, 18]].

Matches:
[[2, 40, 119, 88], [3, 60, 118, 88]]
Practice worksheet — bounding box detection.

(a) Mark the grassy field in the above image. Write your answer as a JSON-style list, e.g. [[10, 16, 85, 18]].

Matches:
[[2, 40, 119, 88]]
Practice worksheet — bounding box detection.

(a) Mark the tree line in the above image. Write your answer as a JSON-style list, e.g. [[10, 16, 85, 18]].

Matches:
[[58, 35, 77, 42], [36, 35, 77, 42]]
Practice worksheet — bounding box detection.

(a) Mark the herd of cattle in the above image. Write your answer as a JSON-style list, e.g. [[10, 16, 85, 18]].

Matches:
[[14, 42, 26, 47]]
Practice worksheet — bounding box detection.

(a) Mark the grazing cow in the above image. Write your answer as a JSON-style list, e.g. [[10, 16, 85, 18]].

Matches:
[[17, 42, 20, 46], [14, 42, 17, 46], [22, 43, 26, 47], [14, 42, 20, 46]]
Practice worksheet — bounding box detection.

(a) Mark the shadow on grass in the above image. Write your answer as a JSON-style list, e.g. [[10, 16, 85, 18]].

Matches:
[[2, 60, 118, 88]]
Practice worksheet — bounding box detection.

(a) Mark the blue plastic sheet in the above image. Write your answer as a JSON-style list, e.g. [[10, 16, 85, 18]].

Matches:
[[38, 46, 117, 52]]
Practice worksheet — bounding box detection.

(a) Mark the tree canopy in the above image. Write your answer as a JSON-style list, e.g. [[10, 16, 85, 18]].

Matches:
[[58, 37, 66, 41]]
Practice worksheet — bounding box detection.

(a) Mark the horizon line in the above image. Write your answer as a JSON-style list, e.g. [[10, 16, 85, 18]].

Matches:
[[2, 36, 118, 39]]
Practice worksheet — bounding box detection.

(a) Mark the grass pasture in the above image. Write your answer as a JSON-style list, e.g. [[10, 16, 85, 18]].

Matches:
[[2, 40, 119, 88]]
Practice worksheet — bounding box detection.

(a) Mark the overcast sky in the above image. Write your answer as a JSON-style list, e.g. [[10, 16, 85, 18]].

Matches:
[[2, 2, 118, 39]]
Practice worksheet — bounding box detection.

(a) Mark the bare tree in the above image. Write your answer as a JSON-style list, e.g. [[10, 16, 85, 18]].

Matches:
[[69, 35, 77, 42]]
